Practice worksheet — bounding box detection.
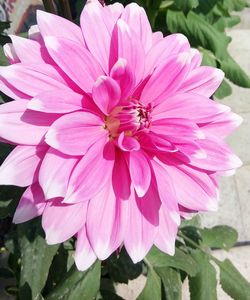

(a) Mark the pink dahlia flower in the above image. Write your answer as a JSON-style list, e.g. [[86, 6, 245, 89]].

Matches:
[[0, 1, 242, 270]]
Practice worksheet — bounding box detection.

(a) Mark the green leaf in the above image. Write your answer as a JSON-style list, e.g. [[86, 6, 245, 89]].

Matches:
[[200, 48, 217, 67], [137, 269, 161, 300], [174, 0, 199, 12], [46, 261, 101, 300], [200, 225, 238, 250], [18, 220, 59, 300], [0, 46, 8, 66], [218, 259, 250, 300], [189, 250, 217, 300], [197, 0, 219, 14], [156, 267, 182, 300], [107, 248, 142, 283], [146, 246, 199, 277], [220, 54, 250, 88], [214, 79, 232, 99], [166, 10, 230, 59]]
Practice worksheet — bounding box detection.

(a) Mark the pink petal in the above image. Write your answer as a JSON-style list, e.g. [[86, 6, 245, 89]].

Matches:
[[118, 132, 140, 151], [13, 183, 46, 224], [0, 100, 58, 145], [45, 111, 106, 156], [27, 89, 84, 113], [28, 25, 43, 42], [151, 118, 204, 142], [189, 48, 202, 69], [154, 204, 179, 255], [75, 226, 97, 271], [104, 2, 124, 20], [80, 0, 110, 73], [0, 145, 47, 187], [110, 19, 145, 85], [37, 10, 84, 45], [179, 67, 224, 97], [189, 137, 242, 171], [92, 76, 121, 115], [201, 111, 243, 138], [139, 132, 177, 153], [145, 33, 190, 76], [152, 93, 230, 123], [39, 148, 79, 199], [110, 58, 135, 101], [0, 64, 70, 97], [124, 189, 157, 263], [121, 3, 152, 51], [141, 52, 191, 105], [42, 198, 88, 244], [112, 150, 131, 200], [158, 157, 218, 211], [86, 181, 128, 260], [151, 159, 179, 214], [9, 35, 53, 64], [64, 139, 115, 203], [176, 141, 207, 159], [129, 150, 151, 197], [44, 36, 103, 93], [3, 43, 20, 64]]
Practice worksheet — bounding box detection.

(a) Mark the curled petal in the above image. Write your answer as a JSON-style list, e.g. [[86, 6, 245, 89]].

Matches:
[[13, 183, 46, 224]]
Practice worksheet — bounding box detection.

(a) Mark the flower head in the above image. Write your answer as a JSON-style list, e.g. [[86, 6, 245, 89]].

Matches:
[[0, 0, 242, 270]]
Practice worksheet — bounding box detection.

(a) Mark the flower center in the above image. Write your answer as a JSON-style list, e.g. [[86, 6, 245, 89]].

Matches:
[[105, 100, 152, 138]]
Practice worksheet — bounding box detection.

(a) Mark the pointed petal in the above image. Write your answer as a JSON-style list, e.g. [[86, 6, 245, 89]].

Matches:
[[39, 148, 79, 199], [42, 199, 88, 244], [0, 145, 47, 187], [86, 182, 128, 260], [154, 204, 179, 255], [151, 118, 204, 142], [180, 67, 224, 97], [13, 183, 46, 224], [44, 36, 103, 93], [201, 111, 243, 138], [0, 100, 58, 145], [75, 226, 97, 271], [121, 3, 152, 51], [145, 33, 190, 75], [189, 137, 242, 171], [0, 64, 69, 97], [110, 19, 145, 84], [80, 0, 110, 73], [124, 190, 157, 263], [129, 150, 151, 197], [45, 111, 106, 156], [27, 90, 84, 113], [141, 52, 191, 105], [3, 43, 20, 64], [37, 10, 84, 45], [158, 157, 218, 211], [152, 93, 230, 123], [110, 58, 136, 100], [92, 76, 121, 115], [9, 35, 53, 64], [64, 139, 115, 203]]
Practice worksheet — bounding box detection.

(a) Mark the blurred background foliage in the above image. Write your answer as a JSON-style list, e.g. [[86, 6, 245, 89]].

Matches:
[[0, 0, 250, 299]]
